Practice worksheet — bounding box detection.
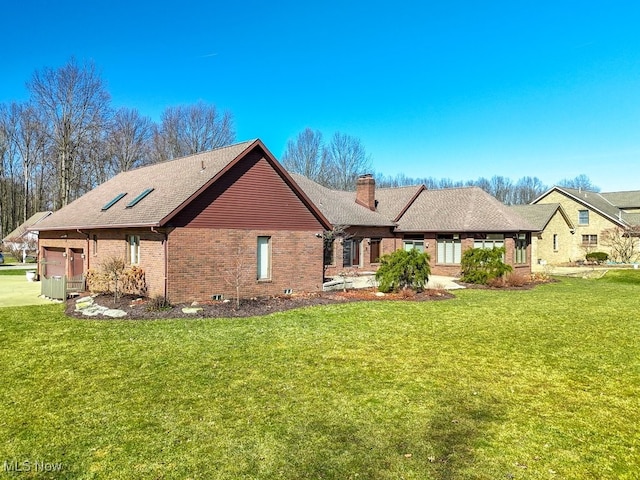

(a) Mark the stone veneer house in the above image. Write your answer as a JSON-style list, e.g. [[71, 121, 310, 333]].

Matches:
[[509, 203, 575, 270], [35, 139, 538, 302], [34, 140, 331, 303], [531, 186, 640, 263]]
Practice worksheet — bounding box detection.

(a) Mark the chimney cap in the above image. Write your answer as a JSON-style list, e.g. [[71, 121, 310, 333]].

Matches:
[[358, 173, 373, 179]]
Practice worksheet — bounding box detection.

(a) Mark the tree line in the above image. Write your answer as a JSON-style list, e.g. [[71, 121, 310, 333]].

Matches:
[[1, 58, 600, 238], [281, 127, 600, 204], [0, 58, 235, 238]]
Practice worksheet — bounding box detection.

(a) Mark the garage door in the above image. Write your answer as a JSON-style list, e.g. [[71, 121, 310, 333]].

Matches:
[[43, 248, 65, 278]]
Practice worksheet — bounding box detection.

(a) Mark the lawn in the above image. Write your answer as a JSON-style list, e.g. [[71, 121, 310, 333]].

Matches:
[[0, 272, 638, 479]]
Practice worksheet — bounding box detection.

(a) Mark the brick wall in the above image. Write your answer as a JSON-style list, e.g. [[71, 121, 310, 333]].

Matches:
[[167, 228, 324, 303], [39, 228, 166, 296], [325, 230, 531, 279]]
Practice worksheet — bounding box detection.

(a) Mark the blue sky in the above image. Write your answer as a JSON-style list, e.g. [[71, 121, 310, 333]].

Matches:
[[2, 1, 640, 191]]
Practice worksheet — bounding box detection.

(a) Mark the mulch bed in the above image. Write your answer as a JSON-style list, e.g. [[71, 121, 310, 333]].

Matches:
[[65, 288, 456, 320]]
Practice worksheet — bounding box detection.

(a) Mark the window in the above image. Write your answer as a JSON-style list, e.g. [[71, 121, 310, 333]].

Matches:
[[578, 210, 589, 225], [323, 239, 335, 266], [127, 235, 140, 264], [93, 235, 98, 256], [582, 234, 597, 247], [474, 233, 504, 250], [515, 233, 528, 264], [101, 193, 126, 211], [403, 236, 425, 253], [437, 234, 461, 264], [370, 238, 381, 263], [553, 234, 559, 251], [257, 236, 271, 280]]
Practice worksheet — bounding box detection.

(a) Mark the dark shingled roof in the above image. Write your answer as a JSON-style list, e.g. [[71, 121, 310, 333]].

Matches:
[[396, 187, 537, 232], [375, 185, 425, 221], [535, 186, 639, 227], [508, 203, 572, 231], [3, 211, 53, 241], [290, 173, 396, 226], [35, 140, 331, 231], [600, 190, 640, 209]]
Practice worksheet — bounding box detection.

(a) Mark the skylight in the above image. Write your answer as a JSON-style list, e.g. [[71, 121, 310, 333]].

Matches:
[[101, 193, 127, 211], [126, 188, 154, 208]]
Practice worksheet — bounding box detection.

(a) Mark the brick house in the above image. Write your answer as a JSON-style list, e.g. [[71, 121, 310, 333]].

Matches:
[[532, 187, 640, 263], [35, 140, 331, 303], [293, 173, 537, 278]]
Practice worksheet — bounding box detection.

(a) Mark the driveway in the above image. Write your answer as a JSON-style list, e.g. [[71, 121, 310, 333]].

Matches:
[[0, 275, 56, 307]]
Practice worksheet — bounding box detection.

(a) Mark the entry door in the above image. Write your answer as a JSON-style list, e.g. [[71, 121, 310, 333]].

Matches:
[[70, 249, 84, 278]]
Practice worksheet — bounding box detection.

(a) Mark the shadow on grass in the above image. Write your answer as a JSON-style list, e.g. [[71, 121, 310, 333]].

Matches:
[[425, 389, 505, 479]]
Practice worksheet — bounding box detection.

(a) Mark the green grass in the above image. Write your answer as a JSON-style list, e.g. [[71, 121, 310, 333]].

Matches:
[[1, 272, 639, 479]]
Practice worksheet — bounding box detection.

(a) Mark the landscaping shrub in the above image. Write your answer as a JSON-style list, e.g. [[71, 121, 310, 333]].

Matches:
[[146, 295, 172, 311], [375, 248, 431, 293], [86, 261, 147, 297], [460, 247, 512, 284], [585, 251, 609, 263]]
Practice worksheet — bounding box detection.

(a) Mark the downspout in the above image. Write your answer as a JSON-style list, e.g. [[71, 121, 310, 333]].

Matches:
[[151, 227, 168, 299]]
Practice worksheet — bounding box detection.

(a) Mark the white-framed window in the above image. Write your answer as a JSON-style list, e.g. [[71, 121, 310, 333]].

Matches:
[[403, 236, 425, 253], [582, 234, 597, 247], [93, 234, 98, 256], [553, 234, 559, 251], [578, 210, 589, 225], [127, 235, 140, 264], [474, 233, 504, 250], [257, 236, 271, 280], [515, 233, 528, 264], [437, 234, 461, 264]]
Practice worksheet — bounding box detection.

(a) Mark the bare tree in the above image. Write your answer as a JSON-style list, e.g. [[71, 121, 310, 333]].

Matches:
[[513, 176, 547, 204], [281, 128, 329, 184], [105, 107, 153, 174], [601, 226, 640, 263], [558, 174, 600, 192], [27, 58, 111, 208], [324, 132, 372, 190], [152, 101, 235, 161]]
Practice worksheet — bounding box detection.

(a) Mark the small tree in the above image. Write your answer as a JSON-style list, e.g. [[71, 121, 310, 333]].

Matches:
[[100, 256, 126, 302], [601, 226, 640, 263], [460, 247, 512, 284], [375, 249, 431, 293], [224, 244, 249, 310]]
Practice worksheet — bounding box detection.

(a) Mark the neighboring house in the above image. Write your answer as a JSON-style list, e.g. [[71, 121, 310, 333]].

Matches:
[[509, 203, 575, 270], [294, 173, 537, 278], [2, 211, 53, 261], [532, 187, 640, 263], [34, 140, 331, 303]]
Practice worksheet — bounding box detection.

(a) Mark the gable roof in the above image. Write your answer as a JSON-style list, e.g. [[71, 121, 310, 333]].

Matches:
[[35, 140, 331, 231], [396, 187, 537, 232], [3, 211, 53, 241], [533, 186, 632, 227], [375, 185, 426, 222], [599, 190, 640, 209], [508, 203, 574, 232], [290, 173, 396, 227]]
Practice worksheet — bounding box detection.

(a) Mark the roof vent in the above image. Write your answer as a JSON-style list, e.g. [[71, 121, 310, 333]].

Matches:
[[126, 188, 154, 208]]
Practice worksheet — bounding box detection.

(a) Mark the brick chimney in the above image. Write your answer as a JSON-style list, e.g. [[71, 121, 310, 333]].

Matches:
[[356, 174, 376, 211]]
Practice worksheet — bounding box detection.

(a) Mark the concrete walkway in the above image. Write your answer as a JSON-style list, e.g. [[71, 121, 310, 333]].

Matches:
[[323, 273, 463, 291]]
